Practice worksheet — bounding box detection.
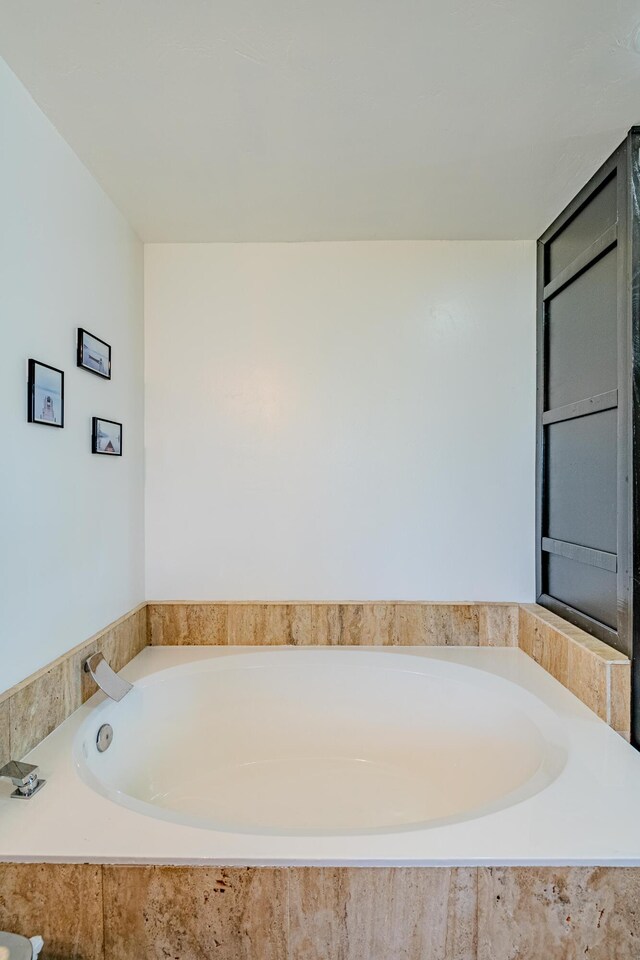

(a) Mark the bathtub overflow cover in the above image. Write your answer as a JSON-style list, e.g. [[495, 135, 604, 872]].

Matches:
[[96, 723, 113, 753]]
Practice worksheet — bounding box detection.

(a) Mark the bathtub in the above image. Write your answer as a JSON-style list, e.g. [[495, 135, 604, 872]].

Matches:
[[75, 649, 566, 836], [2, 645, 640, 865]]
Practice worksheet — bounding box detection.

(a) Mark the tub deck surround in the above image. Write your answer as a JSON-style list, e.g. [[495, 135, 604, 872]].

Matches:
[[1, 645, 640, 866], [0, 629, 638, 960]]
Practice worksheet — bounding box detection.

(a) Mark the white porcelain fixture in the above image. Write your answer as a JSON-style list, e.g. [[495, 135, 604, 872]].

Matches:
[[2, 646, 640, 866], [75, 649, 565, 835]]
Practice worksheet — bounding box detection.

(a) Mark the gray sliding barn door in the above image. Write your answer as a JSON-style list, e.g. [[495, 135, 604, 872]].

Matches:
[[536, 128, 640, 747]]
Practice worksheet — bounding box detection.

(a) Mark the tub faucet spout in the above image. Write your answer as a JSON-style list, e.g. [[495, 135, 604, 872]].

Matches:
[[83, 653, 133, 702]]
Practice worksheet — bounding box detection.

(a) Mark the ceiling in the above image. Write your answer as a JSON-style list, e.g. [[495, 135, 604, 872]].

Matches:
[[2, 0, 640, 242]]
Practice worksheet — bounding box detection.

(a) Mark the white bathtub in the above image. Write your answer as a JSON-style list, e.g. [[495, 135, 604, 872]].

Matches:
[[75, 649, 566, 836], [2, 645, 640, 865]]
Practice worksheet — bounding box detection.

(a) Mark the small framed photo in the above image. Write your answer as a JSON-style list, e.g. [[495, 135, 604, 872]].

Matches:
[[92, 417, 122, 456], [77, 328, 111, 379], [28, 360, 64, 427]]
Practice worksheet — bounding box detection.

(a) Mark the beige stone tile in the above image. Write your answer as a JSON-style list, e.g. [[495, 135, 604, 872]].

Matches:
[[479, 604, 518, 646], [101, 613, 142, 672], [132, 605, 148, 658], [478, 866, 640, 960], [394, 603, 428, 644], [288, 868, 345, 958], [518, 605, 536, 658], [566, 640, 608, 721], [0, 863, 103, 960], [9, 656, 80, 758], [289, 867, 477, 960], [103, 865, 287, 960], [78, 639, 100, 703], [435, 604, 481, 645], [519, 606, 634, 730], [521, 605, 624, 662], [227, 604, 311, 645], [309, 604, 330, 644], [610, 662, 631, 735], [0, 697, 10, 769], [519, 607, 569, 686], [539, 624, 569, 684], [80, 608, 149, 700], [396, 604, 480, 645], [562, 626, 625, 663], [148, 602, 229, 645], [311, 604, 397, 644]]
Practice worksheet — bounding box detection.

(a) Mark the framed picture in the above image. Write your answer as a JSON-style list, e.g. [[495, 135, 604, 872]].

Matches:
[[92, 417, 122, 456], [77, 328, 111, 379], [27, 360, 64, 427]]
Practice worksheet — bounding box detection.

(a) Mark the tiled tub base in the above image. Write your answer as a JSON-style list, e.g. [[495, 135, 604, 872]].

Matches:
[[1, 864, 639, 960]]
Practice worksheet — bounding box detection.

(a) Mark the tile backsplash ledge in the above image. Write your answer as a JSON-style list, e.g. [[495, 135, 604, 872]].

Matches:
[[0, 601, 631, 767], [0, 604, 147, 767], [146, 602, 519, 647]]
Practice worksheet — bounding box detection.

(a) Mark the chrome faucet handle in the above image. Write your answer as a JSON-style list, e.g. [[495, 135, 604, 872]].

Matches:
[[83, 652, 133, 702], [0, 760, 46, 799]]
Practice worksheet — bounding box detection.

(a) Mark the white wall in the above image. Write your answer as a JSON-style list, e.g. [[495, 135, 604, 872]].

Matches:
[[0, 59, 145, 693], [145, 241, 535, 601]]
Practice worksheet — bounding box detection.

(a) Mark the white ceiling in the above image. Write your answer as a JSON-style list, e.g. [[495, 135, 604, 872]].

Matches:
[[2, 0, 640, 241]]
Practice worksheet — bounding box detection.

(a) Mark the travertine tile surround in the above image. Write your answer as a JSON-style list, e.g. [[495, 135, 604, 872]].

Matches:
[[1, 863, 640, 960], [0, 604, 635, 958], [0, 604, 146, 768], [519, 604, 631, 738], [146, 601, 519, 647], [0, 601, 631, 768]]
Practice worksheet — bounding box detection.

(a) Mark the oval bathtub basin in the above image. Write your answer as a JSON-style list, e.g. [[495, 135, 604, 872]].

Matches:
[[74, 649, 566, 836]]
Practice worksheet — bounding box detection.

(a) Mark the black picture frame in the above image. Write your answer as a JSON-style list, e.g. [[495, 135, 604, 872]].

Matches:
[[77, 328, 111, 380], [92, 417, 122, 456], [27, 359, 64, 428]]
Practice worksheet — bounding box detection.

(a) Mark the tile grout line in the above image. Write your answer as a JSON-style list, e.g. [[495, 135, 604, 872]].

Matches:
[[101, 863, 106, 960], [286, 865, 291, 960], [475, 865, 480, 960]]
